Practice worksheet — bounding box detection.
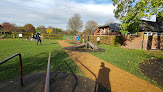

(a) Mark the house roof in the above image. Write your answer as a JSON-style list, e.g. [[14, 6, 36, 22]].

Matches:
[[109, 23, 120, 32], [98, 23, 121, 32], [98, 25, 110, 28], [139, 20, 163, 32]]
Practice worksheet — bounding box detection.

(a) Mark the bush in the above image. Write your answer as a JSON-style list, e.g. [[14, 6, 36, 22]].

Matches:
[[3, 32, 32, 38], [89, 35, 124, 47], [63, 34, 74, 40], [42, 34, 63, 39]]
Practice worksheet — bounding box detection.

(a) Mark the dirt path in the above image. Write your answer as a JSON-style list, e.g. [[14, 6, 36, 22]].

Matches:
[[58, 40, 163, 92]]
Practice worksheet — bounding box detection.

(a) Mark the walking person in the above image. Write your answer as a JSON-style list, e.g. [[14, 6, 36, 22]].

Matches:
[[36, 32, 42, 45], [97, 36, 100, 45]]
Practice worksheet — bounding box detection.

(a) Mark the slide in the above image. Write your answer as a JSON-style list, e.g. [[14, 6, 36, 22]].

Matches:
[[87, 41, 98, 50], [76, 43, 86, 49]]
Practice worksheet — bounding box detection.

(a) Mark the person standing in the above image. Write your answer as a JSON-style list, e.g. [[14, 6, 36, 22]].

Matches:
[[77, 35, 80, 42], [36, 32, 42, 45], [97, 36, 100, 45]]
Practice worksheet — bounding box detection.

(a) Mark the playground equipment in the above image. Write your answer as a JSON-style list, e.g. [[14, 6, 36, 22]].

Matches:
[[87, 41, 99, 51], [75, 41, 99, 51], [0, 34, 5, 39], [75, 34, 99, 51]]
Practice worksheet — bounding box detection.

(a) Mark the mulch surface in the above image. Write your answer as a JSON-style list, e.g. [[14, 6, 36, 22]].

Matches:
[[139, 58, 163, 87], [0, 72, 110, 92]]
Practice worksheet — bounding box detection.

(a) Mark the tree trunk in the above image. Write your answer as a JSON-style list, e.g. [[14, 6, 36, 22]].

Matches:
[[12, 32, 15, 38]]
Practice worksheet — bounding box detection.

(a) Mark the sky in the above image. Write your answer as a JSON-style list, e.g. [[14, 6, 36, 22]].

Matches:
[[0, 0, 156, 30]]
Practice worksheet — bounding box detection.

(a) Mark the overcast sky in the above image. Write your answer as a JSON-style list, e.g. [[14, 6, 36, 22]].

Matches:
[[0, 0, 156, 30]]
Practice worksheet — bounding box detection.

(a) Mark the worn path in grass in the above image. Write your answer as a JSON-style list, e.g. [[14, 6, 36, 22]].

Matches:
[[58, 40, 163, 92]]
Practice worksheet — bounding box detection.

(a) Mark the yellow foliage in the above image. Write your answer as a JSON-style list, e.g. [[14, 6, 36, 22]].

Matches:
[[46, 28, 52, 34]]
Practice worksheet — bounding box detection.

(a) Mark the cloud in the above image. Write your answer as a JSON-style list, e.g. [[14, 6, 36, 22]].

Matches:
[[0, 0, 120, 30]]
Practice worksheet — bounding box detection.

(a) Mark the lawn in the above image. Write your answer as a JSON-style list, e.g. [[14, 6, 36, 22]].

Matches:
[[0, 39, 84, 82]]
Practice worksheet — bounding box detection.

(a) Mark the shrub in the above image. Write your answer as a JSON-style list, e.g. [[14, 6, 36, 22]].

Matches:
[[88, 35, 124, 47], [3, 32, 32, 38], [42, 34, 63, 39]]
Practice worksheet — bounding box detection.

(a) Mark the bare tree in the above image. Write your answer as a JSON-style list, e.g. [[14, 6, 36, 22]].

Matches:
[[67, 14, 83, 34], [47, 26, 53, 29], [85, 20, 98, 35], [37, 25, 46, 33]]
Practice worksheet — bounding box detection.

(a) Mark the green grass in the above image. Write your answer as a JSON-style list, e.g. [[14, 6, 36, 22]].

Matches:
[[63, 34, 74, 40], [0, 39, 84, 82], [89, 44, 163, 88]]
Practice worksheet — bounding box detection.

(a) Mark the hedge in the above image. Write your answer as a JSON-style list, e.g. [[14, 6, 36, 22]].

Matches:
[[88, 35, 124, 46], [3, 32, 33, 38], [42, 34, 63, 39]]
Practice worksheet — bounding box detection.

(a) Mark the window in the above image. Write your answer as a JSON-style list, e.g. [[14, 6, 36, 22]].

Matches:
[[161, 33, 163, 36], [148, 32, 152, 36]]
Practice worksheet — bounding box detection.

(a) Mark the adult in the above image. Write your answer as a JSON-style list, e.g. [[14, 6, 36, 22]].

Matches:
[[31, 34, 35, 40], [77, 35, 80, 42], [97, 36, 100, 45], [36, 32, 42, 45]]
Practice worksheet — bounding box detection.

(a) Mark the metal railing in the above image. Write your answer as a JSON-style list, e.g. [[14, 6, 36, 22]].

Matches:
[[44, 52, 51, 92], [0, 53, 23, 86]]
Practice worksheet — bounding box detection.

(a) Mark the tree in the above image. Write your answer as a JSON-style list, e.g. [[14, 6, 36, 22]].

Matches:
[[53, 28, 63, 34], [85, 20, 98, 35], [64, 29, 74, 35], [46, 28, 52, 34], [47, 26, 53, 29], [24, 24, 36, 33], [1, 22, 17, 38], [16, 26, 25, 32], [67, 14, 83, 34], [112, 0, 163, 34], [37, 25, 46, 33]]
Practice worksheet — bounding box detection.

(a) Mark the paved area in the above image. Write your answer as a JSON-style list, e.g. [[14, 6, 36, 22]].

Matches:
[[58, 40, 163, 92], [0, 72, 109, 92]]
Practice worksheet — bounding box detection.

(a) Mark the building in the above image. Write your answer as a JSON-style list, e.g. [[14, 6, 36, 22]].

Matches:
[[94, 23, 121, 36], [123, 17, 163, 50]]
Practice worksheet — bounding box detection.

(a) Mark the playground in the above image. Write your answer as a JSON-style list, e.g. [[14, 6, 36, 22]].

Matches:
[[0, 38, 163, 92]]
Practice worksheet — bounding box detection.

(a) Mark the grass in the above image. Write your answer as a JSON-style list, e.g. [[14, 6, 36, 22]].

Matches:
[[89, 44, 163, 88], [63, 34, 75, 40], [0, 39, 84, 82]]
